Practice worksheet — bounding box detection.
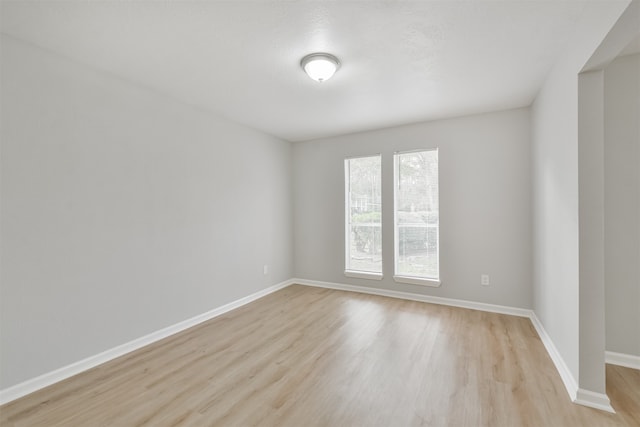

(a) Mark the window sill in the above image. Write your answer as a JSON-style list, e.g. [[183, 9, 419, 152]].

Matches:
[[344, 270, 383, 281], [393, 275, 441, 287]]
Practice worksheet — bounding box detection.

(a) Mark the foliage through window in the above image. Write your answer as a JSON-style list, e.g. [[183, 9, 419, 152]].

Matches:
[[394, 150, 439, 281], [345, 155, 382, 275]]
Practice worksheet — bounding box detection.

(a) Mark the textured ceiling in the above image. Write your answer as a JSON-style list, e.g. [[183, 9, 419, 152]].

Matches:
[[0, 1, 630, 141]]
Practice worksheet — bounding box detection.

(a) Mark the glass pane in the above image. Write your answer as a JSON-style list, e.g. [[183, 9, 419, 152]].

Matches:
[[395, 150, 439, 279], [346, 156, 382, 273]]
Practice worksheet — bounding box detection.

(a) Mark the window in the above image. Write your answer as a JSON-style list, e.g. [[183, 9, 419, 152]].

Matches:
[[345, 155, 382, 279], [394, 149, 439, 286]]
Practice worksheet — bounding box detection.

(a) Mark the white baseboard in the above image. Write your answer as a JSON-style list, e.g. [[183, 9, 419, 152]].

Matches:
[[575, 389, 615, 413], [605, 351, 640, 370], [529, 312, 617, 413], [0, 279, 295, 405], [292, 278, 533, 318], [2, 276, 620, 415], [295, 278, 618, 414], [528, 312, 579, 401]]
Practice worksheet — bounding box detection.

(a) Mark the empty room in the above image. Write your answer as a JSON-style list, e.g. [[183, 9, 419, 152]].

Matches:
[[1, 1, 639, 426]]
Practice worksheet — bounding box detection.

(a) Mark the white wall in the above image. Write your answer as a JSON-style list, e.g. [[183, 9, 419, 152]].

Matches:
[[0, 35, 293, 390], [293, 108, 532, 309], [604, 53, 640, 357], [577, 69, 607, 394], [531, 0, 630, 396], [531, 60, 581, 386]]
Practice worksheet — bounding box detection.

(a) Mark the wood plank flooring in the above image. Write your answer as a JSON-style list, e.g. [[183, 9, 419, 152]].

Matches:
[[1, 285, 638, 426]]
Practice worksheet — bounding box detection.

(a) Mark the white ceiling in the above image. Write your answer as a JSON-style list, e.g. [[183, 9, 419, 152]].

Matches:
[[0, 1, 628, 142]]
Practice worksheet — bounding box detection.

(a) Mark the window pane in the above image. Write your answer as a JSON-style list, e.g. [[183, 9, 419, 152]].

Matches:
[[394, 150, 439, 279], [345, 156, 382, 274]]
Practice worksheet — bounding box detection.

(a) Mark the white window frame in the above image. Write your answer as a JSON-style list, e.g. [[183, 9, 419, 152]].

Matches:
[[393, 148, 441, 287], [344, 154, 383, 280]]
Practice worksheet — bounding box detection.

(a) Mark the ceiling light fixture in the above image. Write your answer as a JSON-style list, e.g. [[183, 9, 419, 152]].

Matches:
[[300, 52, 340, 82]]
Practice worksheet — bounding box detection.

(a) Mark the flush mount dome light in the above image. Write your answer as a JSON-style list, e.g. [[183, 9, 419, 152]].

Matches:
[[300, 52, 340, 82]]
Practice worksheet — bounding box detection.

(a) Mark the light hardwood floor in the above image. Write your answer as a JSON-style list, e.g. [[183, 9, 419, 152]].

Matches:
[[1, 285, 638, 426]]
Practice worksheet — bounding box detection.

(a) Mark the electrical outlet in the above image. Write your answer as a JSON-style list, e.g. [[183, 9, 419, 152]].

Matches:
[[481, 274, 490, 286], [263, 265, 269, 275]]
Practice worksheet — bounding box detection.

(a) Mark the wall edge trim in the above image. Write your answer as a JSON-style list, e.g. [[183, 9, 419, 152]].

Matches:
[[528, 312, 579, 401], [296, 279, 618, 413], [575, 389, 615, 413], [3, 276, 621, 414], [300, 278, 617, 413], [292, 278, 532, 316], [605, 351, 640, 370], [0, 279, 295, 405]]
